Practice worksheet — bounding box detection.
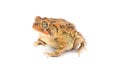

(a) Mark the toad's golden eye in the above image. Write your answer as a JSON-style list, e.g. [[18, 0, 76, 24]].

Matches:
[[42, 21, 48, 29]]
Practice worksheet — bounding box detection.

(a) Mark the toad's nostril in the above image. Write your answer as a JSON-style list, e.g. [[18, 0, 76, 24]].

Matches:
[[34, 22, 39, 25]]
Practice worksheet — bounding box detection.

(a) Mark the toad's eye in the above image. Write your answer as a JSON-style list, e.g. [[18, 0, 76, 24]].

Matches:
[[42, 21, 48, 29]]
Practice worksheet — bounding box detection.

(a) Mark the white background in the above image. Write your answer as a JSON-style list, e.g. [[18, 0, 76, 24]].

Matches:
[[0, 0, 120, 69]]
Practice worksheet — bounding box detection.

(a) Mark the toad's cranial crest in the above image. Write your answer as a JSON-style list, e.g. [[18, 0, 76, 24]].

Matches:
[[33, 16, 86, 57]]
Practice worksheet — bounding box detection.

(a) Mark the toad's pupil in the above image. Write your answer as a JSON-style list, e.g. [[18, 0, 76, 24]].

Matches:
[[42, 22, 48, 28]]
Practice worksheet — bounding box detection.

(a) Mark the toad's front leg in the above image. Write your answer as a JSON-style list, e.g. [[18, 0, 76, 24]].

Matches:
[[45, 38, 66, 57], [34, 38, 46, 47]]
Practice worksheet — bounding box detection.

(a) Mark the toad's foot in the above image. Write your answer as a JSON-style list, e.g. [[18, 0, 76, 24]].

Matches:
[[34, 39, 46, 47], [44, 49, 65, 57]]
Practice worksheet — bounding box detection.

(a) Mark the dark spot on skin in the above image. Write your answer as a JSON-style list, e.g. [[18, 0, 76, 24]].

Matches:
[[53, 24, 58, 32], [50, 20, 56, 23], [60, 25, 65, 28], [66, 24, 71, 28], [66, 23, 75, 29], [69, 25, 74, 29], [46, 28, 52, 35], [66, 23, 71, 26], [67, 26, 71, 28], [63, 31, 67, 35], [54, 38, 58, 41]]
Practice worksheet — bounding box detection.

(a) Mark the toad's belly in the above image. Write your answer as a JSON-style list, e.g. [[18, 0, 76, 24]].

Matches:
[[40, 34, 58, 48]]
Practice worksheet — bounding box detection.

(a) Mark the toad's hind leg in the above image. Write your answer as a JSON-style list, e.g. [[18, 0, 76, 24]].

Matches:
[[77, 40, 86, 56], [73, 32, 86, 56]]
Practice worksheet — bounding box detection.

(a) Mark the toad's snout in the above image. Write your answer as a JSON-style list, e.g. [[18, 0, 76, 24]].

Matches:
[[33, 22, 39, 28]]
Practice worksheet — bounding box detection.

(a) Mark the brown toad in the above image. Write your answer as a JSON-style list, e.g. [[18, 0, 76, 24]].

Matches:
[[32, 16, 86, 57]]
